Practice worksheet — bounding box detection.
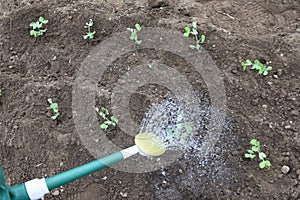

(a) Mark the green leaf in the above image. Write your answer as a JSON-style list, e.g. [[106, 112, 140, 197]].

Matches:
[[184, 26, 190, 33], [266, 66, 272, 71], [177, 123, 183, 129], [177, 113, 183, 121], [166, 129, 172, 139], [99, 112, 106, 118], [247, 149, 254, 154], [254, 59, 260, 64], [258, 152, 266, 160], [51, 113, 59, 120], [200, 34, 205, 43], [258, 66, 265, 74], [110, 116, 118, 123], [135, 24, 141, 31], [189, 45, 196, 49], [39, 16, 48, 24], [259, 161, 266, 169], [30, 22, 37, 29], [36, 22, 43, 29], [100, 123, 108, 130], [39, 16, 45, 22], [259, 160, 271, 169], [245, 59, 252, 65], [89, 19, 94, 26], [264, 160, 271, 167], [181, 133, 188, 140], [50, 103, 58, 109], [183, 32, 190, 37], [241, 63, 247, 71], [250, 139, 260, 147], [130, 34, 135, 40], [101, 107, 109, 115], [263, 71, 269, 76], [192, 20, 197, 29], [112, 122, 117, 126], [185, 123, 193, 133], [245, 153, 256, 159], [136, 40, 142, 45], [40, 29, 47, 33], [30, 30, 38, 37], [83, 34, 89, 40], [104, 120, 113, 125], [191, 29, 198, 35], [252, 146, 260, 152], [251, 64, 258, 70]]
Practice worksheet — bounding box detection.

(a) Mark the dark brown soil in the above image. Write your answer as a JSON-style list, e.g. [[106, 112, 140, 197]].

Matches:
[[0, 0, 299, 199]]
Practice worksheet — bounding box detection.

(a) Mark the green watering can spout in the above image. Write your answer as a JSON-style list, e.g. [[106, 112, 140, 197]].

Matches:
[[0, 133, 165, 200]]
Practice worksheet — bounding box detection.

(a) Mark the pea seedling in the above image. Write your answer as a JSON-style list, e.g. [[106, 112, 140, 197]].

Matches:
[[241, 59, 272, 76], [30, 16, 48, 37], [47, 98, 59, 120], [245, 139, 271, 169], [95, 107, 118, 130], [127, 24, 142, 44], [166, 111, 192, 143], [83, 19, 96, 40], [183, 20, 206, 52]]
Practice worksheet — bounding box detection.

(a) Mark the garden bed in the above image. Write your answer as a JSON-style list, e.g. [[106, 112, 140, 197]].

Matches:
[[0, 0, 299, 199]]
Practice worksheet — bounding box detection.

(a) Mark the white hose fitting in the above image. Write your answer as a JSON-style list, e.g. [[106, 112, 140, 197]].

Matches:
[[25, 178, 49, 200], [120, 145, 139, 159]]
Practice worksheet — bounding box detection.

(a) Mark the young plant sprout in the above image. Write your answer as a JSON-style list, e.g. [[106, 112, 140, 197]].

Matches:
[[47, 98, 59, 120], [165, 111, 192, 143], [95, 107, 118, 130], [83, 19, 96, 40], [241, 59, 272, 76], [183, 20, 206, 52], [30, 16, 48, 37], [245, 139, 271, 169], [127, 24, 142, 44]]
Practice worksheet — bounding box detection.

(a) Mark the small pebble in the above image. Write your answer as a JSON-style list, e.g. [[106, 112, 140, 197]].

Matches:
[[25, 96, 30, 103], [262, 104, 268, 109], [120, 192, 127, 198], [296, 169, 300, 175], [284, 125, 291, 130], [277, 69, 283, 76], [291, 110, 299, 116], [52, 56, 57, 61], [231, 69, 237, 74], [52, 190, 59, 196], [251, 99, 259, 106], [281, 165, 290, 174]]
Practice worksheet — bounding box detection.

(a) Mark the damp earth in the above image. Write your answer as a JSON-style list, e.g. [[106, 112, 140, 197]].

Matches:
[[0, 0, 300, 199]]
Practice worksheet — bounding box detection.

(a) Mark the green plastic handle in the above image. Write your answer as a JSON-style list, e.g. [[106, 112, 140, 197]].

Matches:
[[7, 151, 124, 200], [46, 151, 123, 190]]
